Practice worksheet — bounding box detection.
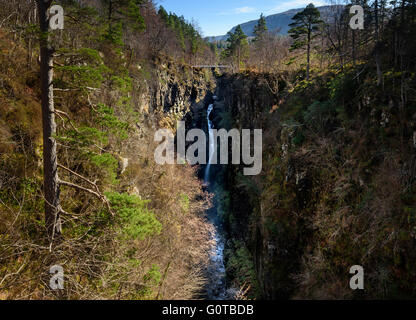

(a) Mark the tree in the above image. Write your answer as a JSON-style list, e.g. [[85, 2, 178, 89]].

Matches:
[[321, 5, 350, 72], [224, 25, 249, 71], [35, 0, 116, 245], [103, 0, 145, 43], [252, 13, 271, 72], [374, 0, 384, 87], [125, 0, 146, 31], [158, 5, 168, 22], [253, 13, 268, 42], [36, 0, 62, 243], [288, 3, 322, 81], [159, 11, 206, 63], [249, 30, 288, 72]]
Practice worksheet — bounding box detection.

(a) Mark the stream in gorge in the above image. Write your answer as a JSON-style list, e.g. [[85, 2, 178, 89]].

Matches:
[[203, 99, 229, 300]]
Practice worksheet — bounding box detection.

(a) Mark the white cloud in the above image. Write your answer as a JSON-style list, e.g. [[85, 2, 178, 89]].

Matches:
[[266, 0, 327, 15], [234, 6, 256, 14], [219, 6, 257, 15]]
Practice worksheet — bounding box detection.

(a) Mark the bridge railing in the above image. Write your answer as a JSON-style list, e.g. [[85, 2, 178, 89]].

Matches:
[[191, 65, 231, 69]]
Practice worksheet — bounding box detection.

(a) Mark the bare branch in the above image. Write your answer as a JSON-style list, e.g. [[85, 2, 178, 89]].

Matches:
[[0, 261, 26, 287], [54, 110, 107, 152], [59, 179, 114, 216], [58, 164, 114, 216], [53, 87, 100, 92], [0, 12, 17, 29], [55, 109, 80, 133]]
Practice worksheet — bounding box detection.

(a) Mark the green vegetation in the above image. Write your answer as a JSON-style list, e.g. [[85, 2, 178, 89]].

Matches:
[[0, 0, 213, 300], [106, 192, 162, 240], [215, 1, 416, 299], [223, 25, 249, 71], [253, 14, 268, 42], [159, 7, 200, 58], [288, 4, 323, 81], [1, 0, 416, 302]]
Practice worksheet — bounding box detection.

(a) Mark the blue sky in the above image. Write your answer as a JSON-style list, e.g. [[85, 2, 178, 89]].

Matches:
[[157, 0, 328, 36]]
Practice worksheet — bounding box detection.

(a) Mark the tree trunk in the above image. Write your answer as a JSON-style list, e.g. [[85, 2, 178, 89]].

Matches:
[[307, 28, 311, 81], [352, 29, 356, 68], [374, 0, 383, 87], [108, 0, 113, 32], [36, 0, 61, 242], [237, 46, 241, 72], [27, 3, 36, 69]]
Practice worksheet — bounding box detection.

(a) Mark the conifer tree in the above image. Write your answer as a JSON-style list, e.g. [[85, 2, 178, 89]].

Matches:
[[103, 0, 145, 41], [158, 5, 169, 22], [288, 3, 322, 81], [225, 25, 249, 71], [36, 0, 62, 242], [253, 13, 268, 42]]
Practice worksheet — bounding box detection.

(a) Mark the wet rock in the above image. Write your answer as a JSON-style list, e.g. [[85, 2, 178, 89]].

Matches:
[[413, 131, 416, 149]]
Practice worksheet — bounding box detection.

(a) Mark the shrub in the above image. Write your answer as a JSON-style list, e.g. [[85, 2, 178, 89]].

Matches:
[[106, 192, 162, 240]]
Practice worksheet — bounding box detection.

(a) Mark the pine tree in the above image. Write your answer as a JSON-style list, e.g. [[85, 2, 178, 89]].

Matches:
[[158, 5, 169, 22], [103, 0, 145, 42], [288, 3, 322, 81], [225, 25, 249, 71], [253, 13, 268, 42], [35, 0, 62, 242]]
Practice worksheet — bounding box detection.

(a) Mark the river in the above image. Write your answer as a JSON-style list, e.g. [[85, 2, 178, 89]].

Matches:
[[204, 100, 228, 300]]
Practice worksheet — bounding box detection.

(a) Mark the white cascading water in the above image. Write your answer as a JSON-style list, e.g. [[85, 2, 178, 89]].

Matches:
[[204, 99, 228, 300], [204, 103, 215, 183]]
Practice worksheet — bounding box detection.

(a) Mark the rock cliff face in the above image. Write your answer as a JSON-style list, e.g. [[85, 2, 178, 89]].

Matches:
[[210, 72, 287, 299], [213, 73, 330, 299], [136, 60, 216, 130], [137, 63, 416, 300], [211, 68, 416, 300]]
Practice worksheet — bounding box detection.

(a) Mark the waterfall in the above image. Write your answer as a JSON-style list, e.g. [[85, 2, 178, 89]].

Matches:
[[203, 99, 229, 300], [204, 103, 214, 183]]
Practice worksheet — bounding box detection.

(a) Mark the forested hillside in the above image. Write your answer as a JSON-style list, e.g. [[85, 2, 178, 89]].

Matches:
[[0, 0, 217, 299], [0, 0, 416, 301], [207, 4, 344, 41]]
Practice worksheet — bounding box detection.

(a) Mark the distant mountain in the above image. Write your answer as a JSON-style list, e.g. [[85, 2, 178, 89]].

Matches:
[[206, 5, 344, 42]]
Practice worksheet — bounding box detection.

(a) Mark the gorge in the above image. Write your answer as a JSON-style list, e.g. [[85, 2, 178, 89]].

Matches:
[[1, 0, 416, 301]]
